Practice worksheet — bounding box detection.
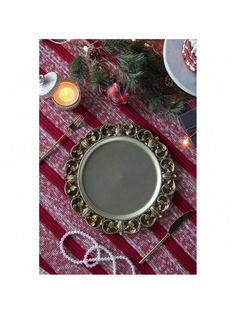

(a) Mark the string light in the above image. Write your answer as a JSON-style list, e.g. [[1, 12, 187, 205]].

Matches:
[[83, 45, 89, 52], [181, 136, 190, 147]]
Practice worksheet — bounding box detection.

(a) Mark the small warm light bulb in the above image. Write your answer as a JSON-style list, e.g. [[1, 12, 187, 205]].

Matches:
[[131, 39, 136, 42], [182, 137, 190, 147], [83, 45, 89, 52]]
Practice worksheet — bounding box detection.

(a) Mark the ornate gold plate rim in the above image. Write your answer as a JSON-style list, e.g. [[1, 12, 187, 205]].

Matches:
[[64, 124, 176, 235]]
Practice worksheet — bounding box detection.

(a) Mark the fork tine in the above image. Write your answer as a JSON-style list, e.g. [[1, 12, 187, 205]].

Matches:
[[74, 115, 84, 126], [69, 115, 84, 131], [40, 115, 84, 163], [74, 116, 84, 125]]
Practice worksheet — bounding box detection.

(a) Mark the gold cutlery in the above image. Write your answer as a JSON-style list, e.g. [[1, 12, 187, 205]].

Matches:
[[40, 115, 84, 163], [139, 210, 195, 264]]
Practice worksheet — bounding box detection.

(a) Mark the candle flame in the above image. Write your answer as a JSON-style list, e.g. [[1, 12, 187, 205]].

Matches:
[[52, 81, 79, 106]]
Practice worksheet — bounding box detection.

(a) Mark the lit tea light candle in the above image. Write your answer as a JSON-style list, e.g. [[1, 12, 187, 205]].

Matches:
[[52, 81, 80, 108], [39, 72, 81, 110]]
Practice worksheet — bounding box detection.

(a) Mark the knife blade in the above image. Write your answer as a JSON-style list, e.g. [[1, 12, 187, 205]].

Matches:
[[169, 210, 195, 234], [139, 210, 196, 264]]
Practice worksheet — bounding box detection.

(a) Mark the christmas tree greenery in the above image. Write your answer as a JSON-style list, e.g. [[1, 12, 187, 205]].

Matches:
[[69, 40, 190, 116]]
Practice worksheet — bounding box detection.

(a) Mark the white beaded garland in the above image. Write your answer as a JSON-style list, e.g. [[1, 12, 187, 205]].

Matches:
[[59, 230, 136, 274]]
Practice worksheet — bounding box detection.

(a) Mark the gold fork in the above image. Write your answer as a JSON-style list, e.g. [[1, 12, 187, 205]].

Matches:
[[40, 115, 84, 163]]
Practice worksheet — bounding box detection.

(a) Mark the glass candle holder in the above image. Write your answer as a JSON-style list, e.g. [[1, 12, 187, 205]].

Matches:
[[51, 80, 81, 110], [39, 72, 81, 110]]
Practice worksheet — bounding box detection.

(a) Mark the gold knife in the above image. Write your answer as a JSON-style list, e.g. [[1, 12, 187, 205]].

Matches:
[[139, 210, 196, 264]]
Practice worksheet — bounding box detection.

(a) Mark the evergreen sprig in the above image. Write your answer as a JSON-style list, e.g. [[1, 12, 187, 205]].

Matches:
[[69, 40, 189, 115], [117, 53, 144, 92], [102, 40, 131, 54], [91, 63, 110, 92], [69, 56, 89, 81], [148, 95, 186, 116]]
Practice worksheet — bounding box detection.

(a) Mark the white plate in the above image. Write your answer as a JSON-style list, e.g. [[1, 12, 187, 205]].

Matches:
[[163, 39, 196, 96]]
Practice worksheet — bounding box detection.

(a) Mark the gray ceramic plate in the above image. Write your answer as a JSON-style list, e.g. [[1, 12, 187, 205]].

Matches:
[[64, 124, 176, 234], [163, 39, 196, 96]]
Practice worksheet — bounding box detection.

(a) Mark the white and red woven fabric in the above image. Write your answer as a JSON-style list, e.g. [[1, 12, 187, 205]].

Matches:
[[39, 39, 196, 275]]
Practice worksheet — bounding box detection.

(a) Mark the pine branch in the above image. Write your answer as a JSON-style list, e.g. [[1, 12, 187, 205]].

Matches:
[[102, 40, 131, 54], [117, 53, 145, 73], [69, 56, 89, 81], [148, 95, 186, 115], [116, 53, 145, 92], [168, 100, 185, 115], [91, 63, 110, 92], [69, 41, 189, 117]]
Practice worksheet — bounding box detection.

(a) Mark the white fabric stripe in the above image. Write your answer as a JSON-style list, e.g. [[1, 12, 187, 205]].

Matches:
[[40, 224, 91, 274]]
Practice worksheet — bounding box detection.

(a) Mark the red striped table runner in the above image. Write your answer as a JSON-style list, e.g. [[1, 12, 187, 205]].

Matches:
[[39, 39, 196, 274]]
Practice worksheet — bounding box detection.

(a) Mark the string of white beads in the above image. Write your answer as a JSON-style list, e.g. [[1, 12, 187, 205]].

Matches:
[[59, 230, 136, 275]]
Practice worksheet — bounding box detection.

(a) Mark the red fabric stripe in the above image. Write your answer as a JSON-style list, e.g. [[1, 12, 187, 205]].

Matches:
[[41, 39, 74, 63], [40, 111, 75, 152], [41, 40, 196, 178], [40, 162, 65, 194], [40, 205, 107, 274], [104, 234, 156, 274], [73, 106, 102, 128], [172, 193, 196, 225], [40, 68, 46, 75], [118, 103, 196, 178], [40, 255, 57, 274]]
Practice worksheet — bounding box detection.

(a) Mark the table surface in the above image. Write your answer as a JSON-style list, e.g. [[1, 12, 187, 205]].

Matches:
[[39, 39, 196, 274]]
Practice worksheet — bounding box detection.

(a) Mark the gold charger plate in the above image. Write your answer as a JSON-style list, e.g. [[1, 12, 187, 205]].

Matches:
[[64, 124, 176, 234]]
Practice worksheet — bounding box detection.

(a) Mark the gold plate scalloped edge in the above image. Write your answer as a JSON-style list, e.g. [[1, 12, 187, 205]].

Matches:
[[64, 123, 176, 235]]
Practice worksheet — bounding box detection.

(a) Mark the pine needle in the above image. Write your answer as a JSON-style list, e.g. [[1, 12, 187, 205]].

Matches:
[[102, 40, 131, 54], [69, 40, 191, 116], [69, 56, 89, 81], [91, 63, 110, 92]]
